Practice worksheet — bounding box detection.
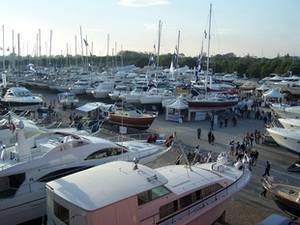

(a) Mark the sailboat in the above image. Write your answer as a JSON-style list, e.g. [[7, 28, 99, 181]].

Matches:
[[187, 4, 238, 110]]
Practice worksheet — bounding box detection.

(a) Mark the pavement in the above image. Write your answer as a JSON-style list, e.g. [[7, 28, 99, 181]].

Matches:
[[147, 114, 300, 225]]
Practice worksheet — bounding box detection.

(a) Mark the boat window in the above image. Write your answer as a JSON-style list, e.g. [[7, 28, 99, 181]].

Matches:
[[179, 193, 193, 209], [54, 201, 69, 225], [159, 200, 178, 218], [138, 185, 170, 205], [85, 148, 127, 160], [202, 183, 223, 198], [38, 166, 92, 182], [0, 173, 25, 199]]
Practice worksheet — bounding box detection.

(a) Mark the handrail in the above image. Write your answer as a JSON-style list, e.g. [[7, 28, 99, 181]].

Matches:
[[157, 168, 251, 225]]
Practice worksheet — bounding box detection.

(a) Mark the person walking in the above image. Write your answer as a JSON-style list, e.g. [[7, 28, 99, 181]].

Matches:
[[208, 130, 212, 144], [197, 128, 202, 140], [262, 161, 271, 176]]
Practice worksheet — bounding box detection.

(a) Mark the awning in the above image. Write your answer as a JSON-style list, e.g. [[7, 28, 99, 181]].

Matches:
[[76, 102, 114, 113]]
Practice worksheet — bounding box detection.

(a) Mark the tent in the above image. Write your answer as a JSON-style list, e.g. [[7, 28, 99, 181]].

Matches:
[[165, 96, 188, 123], [256, 84, 270, 92], [263, 89, 284, 103]]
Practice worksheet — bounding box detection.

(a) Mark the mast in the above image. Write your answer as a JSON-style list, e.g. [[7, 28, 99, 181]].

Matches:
[[206, 3, 212, 91], [156, 20, 162, 67], [106, 33, 110, 67], [176, 30, 180, 68], [38, 29, 41, 57], [12, 29, 15, 71], [17, 33, 20, 77], [49, 30, 53, 66], [74, 35, 78, 66], [79, 26, 84, 66], [2, 25, 5, 71]]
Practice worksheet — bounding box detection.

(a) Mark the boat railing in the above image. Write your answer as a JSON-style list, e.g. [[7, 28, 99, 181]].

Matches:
[[157, 168, 251, 225]]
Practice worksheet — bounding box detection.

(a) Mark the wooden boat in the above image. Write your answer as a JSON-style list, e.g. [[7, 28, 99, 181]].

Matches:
[[269, 183, 300, 217], [108, 110, 157, 130]]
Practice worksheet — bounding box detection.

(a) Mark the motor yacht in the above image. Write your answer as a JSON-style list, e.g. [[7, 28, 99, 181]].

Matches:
[[0, 87, 43, 110], [46, 153, 251, 225], [57, 92, 79, 109], [266, 127, 300, 155], [278, 118, 300, 129], [91, 82, 115, 99], [0, 128, 172, 225]]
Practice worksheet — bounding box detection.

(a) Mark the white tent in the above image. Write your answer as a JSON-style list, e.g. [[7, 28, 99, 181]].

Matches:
[[165, 96, 188, 123], [256, 84, 270, 92], [263, 89, 284, 102]]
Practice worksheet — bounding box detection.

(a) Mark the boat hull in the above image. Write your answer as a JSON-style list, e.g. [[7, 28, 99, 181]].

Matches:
[[187, 100, 238, 110], [267, 128, 300, 154], [109, 114, 156, 130]]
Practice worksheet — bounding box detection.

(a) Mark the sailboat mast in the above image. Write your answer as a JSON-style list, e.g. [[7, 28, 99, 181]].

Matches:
[[176, 30, 180, 68], [206, 3, 212, 89], [2, 25, 5, 70], [156, 20, 162, 67], [80, 26, 84, 66], [49, 30, 52, 66]]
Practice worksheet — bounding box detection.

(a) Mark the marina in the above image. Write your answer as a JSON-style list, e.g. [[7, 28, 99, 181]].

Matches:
[[0, 1, 300, 225]]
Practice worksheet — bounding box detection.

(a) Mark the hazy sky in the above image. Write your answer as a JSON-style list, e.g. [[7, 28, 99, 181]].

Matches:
[[0, 0, 299, 58]]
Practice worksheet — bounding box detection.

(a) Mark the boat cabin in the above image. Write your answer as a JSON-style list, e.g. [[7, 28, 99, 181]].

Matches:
[[46, 160, 246, 225]]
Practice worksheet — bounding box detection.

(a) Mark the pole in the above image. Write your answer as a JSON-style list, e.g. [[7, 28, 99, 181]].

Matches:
[[106, 33, 110, 67], [17, 33, 20, 76], [176, 30, 180, 68], [12, 29, 15, 70], [80, 26, 84, 66], [38, 29, 41, 57], [75, 35, 77, 66], [206, 3, 212, 91], [2, 25, 5, 71], [49, 30, 52, 66], [156, 20, 162, 67]]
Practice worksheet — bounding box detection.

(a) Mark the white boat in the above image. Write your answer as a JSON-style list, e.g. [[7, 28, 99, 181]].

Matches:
[[122, 88, 145, 104], [57, 92, 79, 108], [69, 80, 91, 95], [46, 153, 251, 225], [267, 127, 300, 154], [0, 128, 172, 225], [278, 118, 300, 129], [0, 87, 43, 110], [139, 88, 174, 104], [0, 113, 41, 147], [91, 82, 115, 98], [108, 85, 129, 101], [270, 104, 300, 119]]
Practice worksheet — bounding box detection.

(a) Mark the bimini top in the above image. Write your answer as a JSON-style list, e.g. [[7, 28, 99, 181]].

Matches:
[[46, 161, 168, 211]]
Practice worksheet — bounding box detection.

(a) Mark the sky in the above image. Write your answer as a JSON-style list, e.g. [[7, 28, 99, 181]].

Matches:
[[0, 0, 299, 58]]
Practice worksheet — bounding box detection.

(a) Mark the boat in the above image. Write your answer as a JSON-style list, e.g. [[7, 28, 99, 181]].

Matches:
[[108, 85, 130, 101], [108, 109, 157, 130], [57, 92, 79, 109], [278, 118, 300, 129], [188, 94, 239, 110], [91, 82, 115, 99], [0, 87, 43, 110], [268, 183, 300, 217], [69, 79, 91, 95], [0, 128, 172, 225], [122, 87, 146, 104], [0, 112, 41, 147], [270, 104, 300, 119], [46, 152, 251, 225], [139, 88, 174, 105], [266, 127, 300, 154]]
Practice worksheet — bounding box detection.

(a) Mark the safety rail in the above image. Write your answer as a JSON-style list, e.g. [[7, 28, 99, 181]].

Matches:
[[157, 168, 251, 225]]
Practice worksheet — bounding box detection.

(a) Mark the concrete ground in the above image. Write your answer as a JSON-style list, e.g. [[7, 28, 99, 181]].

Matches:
[[147, 115, 300, 225]]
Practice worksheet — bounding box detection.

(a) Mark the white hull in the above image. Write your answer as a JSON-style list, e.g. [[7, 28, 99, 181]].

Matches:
[[278, 118, 300, 129], [140, 95, 162, 104], [0, 145, 170, 225], [92, 91, 110, 98], [288, 87, 300, 95], [124, 95, 141, 104], [267, 128, 300, 154]]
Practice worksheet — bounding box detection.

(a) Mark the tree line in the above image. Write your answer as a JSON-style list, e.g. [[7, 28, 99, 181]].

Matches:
[[2, 51, 300, 78]]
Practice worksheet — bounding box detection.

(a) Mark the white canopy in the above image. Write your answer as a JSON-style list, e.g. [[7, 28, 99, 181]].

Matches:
[[166, 96, 188, 110], [256, 84, 270, 91], [76, 102, 114, 113], [263, 89, 283, 99]]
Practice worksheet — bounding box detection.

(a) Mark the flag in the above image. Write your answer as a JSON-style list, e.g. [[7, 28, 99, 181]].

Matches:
[[172, 51, 177, 66], [194, 43, 204, 83], [6, 47, 10, 52], [83, 39, 88, 47], [149, 54, 155, 66], [204, 30, 207, 39]]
